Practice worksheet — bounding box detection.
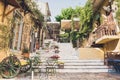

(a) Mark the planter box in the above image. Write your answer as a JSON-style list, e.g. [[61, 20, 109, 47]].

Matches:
[[22, 53, 29, 58], [58, 64, 64, 69]]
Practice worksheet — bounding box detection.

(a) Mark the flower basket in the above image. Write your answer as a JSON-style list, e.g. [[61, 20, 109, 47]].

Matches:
[[50, 55, 60, 60], [58, 64, 64, 69], [57, 61, 64, 69]]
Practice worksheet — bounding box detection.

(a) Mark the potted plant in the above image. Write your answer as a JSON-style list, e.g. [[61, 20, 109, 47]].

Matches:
[[57, 61, 64, 69], [22, 47, 29, 58], [54, 45, 60, 53], [32, 56, 41, 66]]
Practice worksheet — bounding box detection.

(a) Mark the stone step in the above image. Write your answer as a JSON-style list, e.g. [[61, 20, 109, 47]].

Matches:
[[41, 60, 105, 65], [58, 59, 104, 64], [41, 59, 104, 63], [36, 59, 109, 73], [57, 59, 108, 72], [64, 62, 104, 66], [58, 60, 104, 63], [63, 65, 108, 69], [56, 68, 109, 73], [33, 66, 108, 70], [40, 60, 107, 66]]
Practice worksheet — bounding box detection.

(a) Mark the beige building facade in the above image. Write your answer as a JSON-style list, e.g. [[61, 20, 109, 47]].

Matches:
[[84, 0, 120, 61], [0, 0, 44, 60]]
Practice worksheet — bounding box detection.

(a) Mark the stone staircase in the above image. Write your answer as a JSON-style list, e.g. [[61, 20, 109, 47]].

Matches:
[[58, 43, 79, 60], [39, 42, 109, 73], [57, 59, 109, 73]]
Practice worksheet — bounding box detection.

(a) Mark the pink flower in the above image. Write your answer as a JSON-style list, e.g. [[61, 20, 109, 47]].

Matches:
[[50, 55, 60, 59]]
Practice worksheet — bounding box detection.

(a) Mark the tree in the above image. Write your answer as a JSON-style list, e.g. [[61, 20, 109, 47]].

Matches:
[[61, 7, 75, 19], [55, 7, 75, 22], [55, 15, 63, 22], [55, 0, 93, 47], [78, 0, 93, 43], [115, 0, 120, 25]]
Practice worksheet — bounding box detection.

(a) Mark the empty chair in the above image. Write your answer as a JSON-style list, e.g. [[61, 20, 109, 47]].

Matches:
[[45, 58, 57, 75]]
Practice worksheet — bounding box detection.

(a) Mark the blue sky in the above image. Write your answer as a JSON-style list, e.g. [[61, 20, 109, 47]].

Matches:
[[38, 0, 87, 21]]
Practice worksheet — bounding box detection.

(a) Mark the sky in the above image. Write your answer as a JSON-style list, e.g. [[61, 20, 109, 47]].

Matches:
[[37, 0, 87, 21]]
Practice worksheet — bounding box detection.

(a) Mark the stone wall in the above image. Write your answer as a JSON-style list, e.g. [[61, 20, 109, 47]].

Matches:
[[21, 13, 33, 50], [78, 48, 104, 60]]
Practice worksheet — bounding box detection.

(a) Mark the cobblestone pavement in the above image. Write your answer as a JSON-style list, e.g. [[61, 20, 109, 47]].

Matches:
[[14, 72, 120, 80]]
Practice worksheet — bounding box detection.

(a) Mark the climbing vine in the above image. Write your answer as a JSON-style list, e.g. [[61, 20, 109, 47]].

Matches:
[[79, 0, 93, 38], [115, 0, 120, 25], [0, 18, 13, 51]]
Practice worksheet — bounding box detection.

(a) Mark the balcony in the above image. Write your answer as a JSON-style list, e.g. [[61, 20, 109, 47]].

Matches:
[[95, 24, 119, 44]]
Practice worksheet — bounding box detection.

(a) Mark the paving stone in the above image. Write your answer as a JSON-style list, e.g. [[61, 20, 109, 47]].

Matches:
[[14, 72, 118, 80]]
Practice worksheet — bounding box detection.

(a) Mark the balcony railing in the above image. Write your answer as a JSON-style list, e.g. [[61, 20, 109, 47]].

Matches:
[[95, 24, 117, 38], [94, 23, 119, 44]]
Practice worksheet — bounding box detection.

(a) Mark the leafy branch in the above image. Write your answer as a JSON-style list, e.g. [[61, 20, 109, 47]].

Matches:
[[55, 0, 93, 46], [115, 0, 120, 25]]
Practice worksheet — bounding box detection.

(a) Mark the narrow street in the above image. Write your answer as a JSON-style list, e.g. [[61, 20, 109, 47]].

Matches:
[[0, 0, 120, 80], [12, 41, 120, 80], [39, 42, 79, 60]]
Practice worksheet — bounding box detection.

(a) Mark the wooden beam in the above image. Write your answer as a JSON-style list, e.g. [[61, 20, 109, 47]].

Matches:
[[5, 7, 16, 16], [2, 0, 8, 22]]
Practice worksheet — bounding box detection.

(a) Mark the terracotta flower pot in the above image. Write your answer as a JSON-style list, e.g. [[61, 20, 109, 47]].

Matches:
[[58, 63, 64, 69], [22, 53, 29, 58]]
